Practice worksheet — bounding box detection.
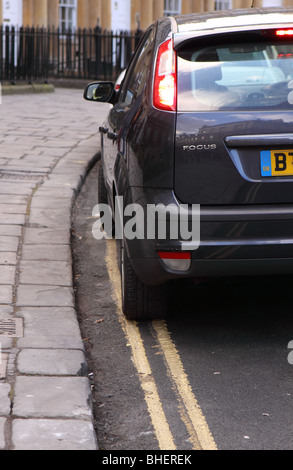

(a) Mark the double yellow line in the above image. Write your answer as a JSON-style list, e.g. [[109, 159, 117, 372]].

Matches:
[[106, 239, 217, 451]]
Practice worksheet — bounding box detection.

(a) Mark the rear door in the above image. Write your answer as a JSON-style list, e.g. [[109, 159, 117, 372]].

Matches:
[[103, 27, 156, 198], [174, 30, 293, 205]]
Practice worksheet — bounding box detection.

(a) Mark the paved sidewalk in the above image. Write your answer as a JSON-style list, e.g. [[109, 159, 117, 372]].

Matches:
[[0, 87, 109, 450]]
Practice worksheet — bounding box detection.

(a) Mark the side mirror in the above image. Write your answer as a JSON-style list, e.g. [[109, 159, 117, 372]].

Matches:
[[83, 82, 115, 104]]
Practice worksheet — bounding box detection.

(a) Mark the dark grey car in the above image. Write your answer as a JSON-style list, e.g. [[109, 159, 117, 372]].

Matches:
[[84, 8, 293, 320]]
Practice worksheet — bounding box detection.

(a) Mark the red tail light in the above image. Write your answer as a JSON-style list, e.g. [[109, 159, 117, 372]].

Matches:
[[276, 29, 293, 36], [153, 39, 177, 112]]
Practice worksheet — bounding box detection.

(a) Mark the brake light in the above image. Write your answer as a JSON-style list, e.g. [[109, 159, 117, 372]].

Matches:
[[276, 29, 293, 36], [153, 39, 177, 112], [278, 53, 293, 58]]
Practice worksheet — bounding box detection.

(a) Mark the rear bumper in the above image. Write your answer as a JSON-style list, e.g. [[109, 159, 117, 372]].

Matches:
[[131, 255, 293, 286], [121, 187, 293, 285]]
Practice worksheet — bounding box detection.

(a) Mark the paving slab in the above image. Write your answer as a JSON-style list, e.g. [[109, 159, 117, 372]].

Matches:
[[19, 260, 72, 286], [0, 285, 13, 304], [0, 236, 19, 252], [0, 204, 27, 214], [16, 285, 74, 307], [23, 227, 70, 245], [0, 195, 27, 204], [17, 349, 87, 376], [0, 225, 22, 237], [43, 175, 85, 193], [12, 419, 97, 450], [0, 266, 15, 284], [0, 306, 14, 316], [30, 196, 72, 211], [13, 376, 93, 419], [0, 338, 13, 349], [0, 182, 35, 195], [35, 186, 76, 198], [0, 383, 11, 415], [0, 354, 9, 379], [0, 213, 26, 225], [0, 418, 6, 450], [21, 245, 71, 261], [28, 207, 71, 228], [17, 307, 84, 350], [0, 253, 17, 265]]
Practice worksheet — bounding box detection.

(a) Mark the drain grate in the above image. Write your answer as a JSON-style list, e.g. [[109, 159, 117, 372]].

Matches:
[[0, 171, 47, 182], [0, 318, 23, 338]]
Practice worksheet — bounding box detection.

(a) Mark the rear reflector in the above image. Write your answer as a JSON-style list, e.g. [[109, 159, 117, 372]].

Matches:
[[276, 29, 293, 36], [158, 252, 191, 260], [158, 251, 191, 271], [153, 39, 177, 112]]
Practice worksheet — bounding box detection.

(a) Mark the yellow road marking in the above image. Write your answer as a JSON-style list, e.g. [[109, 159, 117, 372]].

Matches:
[[105, 238, 217, 451], [153, 321, 218, 450], [105, 239, 176, 450]]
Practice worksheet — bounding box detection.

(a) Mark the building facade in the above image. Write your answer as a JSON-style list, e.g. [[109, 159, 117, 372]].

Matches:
[[1, 0, 293, 31]]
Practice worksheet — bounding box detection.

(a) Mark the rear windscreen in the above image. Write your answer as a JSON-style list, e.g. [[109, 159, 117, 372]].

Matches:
[[177, 40, 293, 111]]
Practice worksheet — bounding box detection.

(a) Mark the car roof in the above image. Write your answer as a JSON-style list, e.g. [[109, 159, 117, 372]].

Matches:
[[171, 7, 293, 33], [166, 7, 293, 48]]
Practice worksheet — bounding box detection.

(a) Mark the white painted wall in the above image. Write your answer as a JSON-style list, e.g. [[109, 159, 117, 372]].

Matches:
[[111, 0, 131, 32], [262, 0, 283, 6], [2, 0, 23, 26]]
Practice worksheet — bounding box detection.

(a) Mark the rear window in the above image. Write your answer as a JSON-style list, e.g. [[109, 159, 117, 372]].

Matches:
[[177, 40, 293, 111]]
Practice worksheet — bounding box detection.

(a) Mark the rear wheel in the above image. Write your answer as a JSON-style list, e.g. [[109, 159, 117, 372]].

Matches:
[[120, 237, 168, 321]]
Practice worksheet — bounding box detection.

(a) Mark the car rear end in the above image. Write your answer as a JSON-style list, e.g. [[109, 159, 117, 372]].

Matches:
[[168, 9, 293, 278], [101, 9, 293, 319]]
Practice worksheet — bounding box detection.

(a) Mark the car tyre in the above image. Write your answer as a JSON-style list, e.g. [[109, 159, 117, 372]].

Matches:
[[120, 237, 168, 321]]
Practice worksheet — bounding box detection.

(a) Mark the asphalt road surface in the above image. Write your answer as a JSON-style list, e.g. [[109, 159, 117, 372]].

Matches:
[[72, 161, 293, 451]]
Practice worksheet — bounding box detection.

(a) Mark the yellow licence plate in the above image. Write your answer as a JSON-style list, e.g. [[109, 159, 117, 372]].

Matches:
[[261, 150, 293, 177]]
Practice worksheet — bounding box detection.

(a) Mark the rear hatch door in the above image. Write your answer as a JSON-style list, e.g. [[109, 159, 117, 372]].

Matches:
[[174, 30, 293, 205]]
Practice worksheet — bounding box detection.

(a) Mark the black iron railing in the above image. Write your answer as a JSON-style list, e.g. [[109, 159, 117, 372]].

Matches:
[[0, 26, 143, 82]]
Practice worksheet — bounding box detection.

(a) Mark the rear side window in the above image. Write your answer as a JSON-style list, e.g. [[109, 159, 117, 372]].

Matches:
[[177, 39, 293, 111], [120, 28, 155, 106]]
